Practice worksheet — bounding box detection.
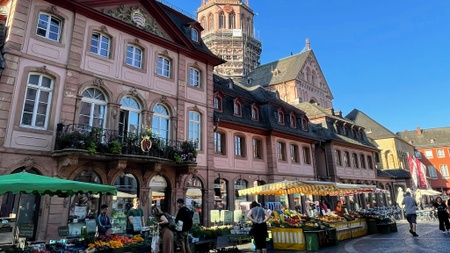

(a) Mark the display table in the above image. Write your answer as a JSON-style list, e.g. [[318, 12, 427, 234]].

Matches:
[[328, 219, 367, 241], [271, 227, 305, 251], [303, 228, 337, 251]]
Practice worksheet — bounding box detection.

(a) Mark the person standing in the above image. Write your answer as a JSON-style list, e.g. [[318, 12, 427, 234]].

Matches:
[[152, 207, 174, 253], [175, 198, 193, 253], [433, 197, 450, 234], [335, 201, 343, 216], [97, 204, 112, 236], [247, 201, 270, 253], [126, 198, 144, 235], [402, 191, 419, 236]]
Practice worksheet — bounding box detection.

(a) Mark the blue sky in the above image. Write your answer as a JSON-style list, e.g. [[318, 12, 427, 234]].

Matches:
[[166, 0, 450, 134]]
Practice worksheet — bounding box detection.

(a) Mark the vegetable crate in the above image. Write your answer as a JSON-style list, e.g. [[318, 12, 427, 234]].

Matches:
[[271, 228, 305, 251]]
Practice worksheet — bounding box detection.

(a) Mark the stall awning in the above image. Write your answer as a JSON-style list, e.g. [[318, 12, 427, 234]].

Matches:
[[0, 172, 117, 196], [238, 180, 376, 196]]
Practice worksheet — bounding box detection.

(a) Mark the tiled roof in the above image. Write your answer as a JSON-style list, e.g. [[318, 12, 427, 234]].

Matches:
[[397, 127, 450, 148], [238, 50, 310, 87], [345, 109, 397, 139], [296, 103, 377, 150]]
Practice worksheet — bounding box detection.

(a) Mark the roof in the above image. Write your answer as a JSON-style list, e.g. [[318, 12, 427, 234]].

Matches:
[[345, 109, 397, 139], [240, 50, 310, 87], [296, 103, 377, 150], [213, 75, 320, 141], [377, 169, 411, 179], [397, 126, 450, 148]]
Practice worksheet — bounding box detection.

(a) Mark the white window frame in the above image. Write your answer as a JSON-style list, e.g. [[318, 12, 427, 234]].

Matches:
[[188, 111, 201, 150], [152, 104, 171, 141], [191, 28, 199, 42], [189, 67, 201, 87], [157, 56, 171, 78], [20, 73, 54, 129], [437, 149, 445, 158], [428, 165, 438, 179], [36, 12, 61, 42], [424, 150, 433, 158], [440, 164, 449, 179], [126, 44, 143, 68], [78, 88, 107, 128], [119, 97, 141, 136], [90, 32, 111, 58]]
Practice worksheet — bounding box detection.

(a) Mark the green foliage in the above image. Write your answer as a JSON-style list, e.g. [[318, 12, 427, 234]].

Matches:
[[110, 140, 122, 154]]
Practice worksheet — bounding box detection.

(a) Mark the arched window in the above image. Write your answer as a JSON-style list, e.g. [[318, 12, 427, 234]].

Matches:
[[150, 175, 169, 211], [152, 104, 170, 141], [234, 179, 248, 209], [214, 178, 228, 210], [228, 12, 236, 29], [208, 14, 214, 31], [119, 97, 141, 139], [219, 12, 225, 29], [186, 177, 203, 224], [78, 88, 107, 128], [113, 173, 138, 233]]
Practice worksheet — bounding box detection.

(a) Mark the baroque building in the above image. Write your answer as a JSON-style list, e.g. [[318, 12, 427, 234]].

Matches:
[[0, 0, 222, 241], [197, 0, 262, 78]]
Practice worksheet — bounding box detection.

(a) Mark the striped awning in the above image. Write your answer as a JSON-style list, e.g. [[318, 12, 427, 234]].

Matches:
[[238, 180, 376, 196]]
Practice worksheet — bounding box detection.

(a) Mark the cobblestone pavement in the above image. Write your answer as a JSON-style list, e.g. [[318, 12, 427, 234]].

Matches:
[[236, 220, 450, 253]]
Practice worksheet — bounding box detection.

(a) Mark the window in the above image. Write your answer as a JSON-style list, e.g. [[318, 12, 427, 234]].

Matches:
[[21, 73, 54, 129], [352, 153, 359, 168], [415, 151, 422, 159], [233, 100, 242, 116], [229, 12, 236, 29], [90, 32, 111, 58], [424, 150, 433, 158], [301, 117, 309, 131], [367, 156, 373, 169], [440, 165, 449, 179], [189, 68, 201, 87], [191, 28, 199, 42], [343, 151, 350, 167], [277, 142, 286, 161], [360, 154, 366, 169], [251, 105, 259, 120], [36, 12, 61, 42], [119, 97, 141, 139], [214, 132, 225, 155], [78, 88, 107, 128], [428, 165, 438, 179], [303, 146, 311, 164], [218, 12, 225, 29], [157, 56, 171, 78], [152, 104, 170, 141], [437, 149, 445, 158], [188, 111, 201, 150], [290, 114, 296, 128], [213, 96, 222, 111], [291, 144, 299, 163], [335, 150, 342, 166], [277, 110, 284, 125], [126, 45, 143, 68], [253, 138, 262, 159], [234, 135, 245, 157]]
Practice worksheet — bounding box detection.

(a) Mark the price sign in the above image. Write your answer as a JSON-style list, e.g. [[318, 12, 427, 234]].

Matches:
[[222, 210, 233, 224], [210, 210, 220, 223]]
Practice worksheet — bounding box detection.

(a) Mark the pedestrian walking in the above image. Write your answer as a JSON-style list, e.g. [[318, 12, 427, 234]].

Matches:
[[433, 196, 450, 234], [97, 204, 111, 236], [175, 198, 193, 253], [152, 206, 174, 253], [247, 201, 270, 253], [402, 191, 419, 236]]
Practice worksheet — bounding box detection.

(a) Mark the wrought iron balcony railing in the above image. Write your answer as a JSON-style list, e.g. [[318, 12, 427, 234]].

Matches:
[[55, 124, 197, 163]]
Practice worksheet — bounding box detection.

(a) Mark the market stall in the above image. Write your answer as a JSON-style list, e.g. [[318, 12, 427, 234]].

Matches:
[[0, 172, 117, 251], [238, 180, 378, 251]]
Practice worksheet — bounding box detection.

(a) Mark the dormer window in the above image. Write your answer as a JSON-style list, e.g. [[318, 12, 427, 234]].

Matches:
[[277, 109, 285, 125], [233, 98, 242, 116], [251, 104, 259, 121], [290, 113, 296, 128], [191, 28, 199, 42], [214, 92, 223, 111], [228, 79, 234, 89], [302, 117, 309, 131]]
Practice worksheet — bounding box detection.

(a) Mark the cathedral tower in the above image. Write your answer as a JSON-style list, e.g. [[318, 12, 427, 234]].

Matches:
[[197, 0, 262, 78]]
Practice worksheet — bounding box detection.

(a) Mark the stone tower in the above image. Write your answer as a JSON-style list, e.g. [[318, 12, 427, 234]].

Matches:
[[197, 0, 262, 78]]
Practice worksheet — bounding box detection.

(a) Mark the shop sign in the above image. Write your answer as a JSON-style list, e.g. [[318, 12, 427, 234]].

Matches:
[[18, 223, 34, 238], [57, 226, 69, 237], [0, 224, 12, 233], [150, 176, 167, 188]]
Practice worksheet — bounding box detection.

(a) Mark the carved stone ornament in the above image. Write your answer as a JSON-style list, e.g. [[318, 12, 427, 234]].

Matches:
[[36, 66, 47, 74], [21, 156, 36, 170], [102, 5, 165, 38], [48, 5, 58, 15], [161, 95, 167, 102], [140, 135, 152, 152], [100, 25, 108, 33], [93, 77, 104, 87], [129, 87, 138, 96]]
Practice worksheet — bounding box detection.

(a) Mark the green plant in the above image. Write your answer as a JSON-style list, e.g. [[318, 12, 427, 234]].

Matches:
[[87, 141, 97, 155], [174, 153, 182, 163], [109, 140, 122, 154]]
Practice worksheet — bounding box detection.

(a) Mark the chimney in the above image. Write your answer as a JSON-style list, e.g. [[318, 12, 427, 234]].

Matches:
[[306, 38, 311, 50], [416, 126, 422, 136]]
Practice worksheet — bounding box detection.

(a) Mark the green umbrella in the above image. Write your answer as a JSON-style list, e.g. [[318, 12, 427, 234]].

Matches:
[[0, 172, 117, 197]]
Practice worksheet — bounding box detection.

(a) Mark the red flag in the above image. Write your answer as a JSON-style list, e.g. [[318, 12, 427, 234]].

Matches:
[[416, 157, 428, 189], [407, 154, 418, 189]]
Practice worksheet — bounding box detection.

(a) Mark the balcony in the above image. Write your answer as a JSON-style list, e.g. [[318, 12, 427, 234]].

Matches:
[[54, 124, 197, 164]]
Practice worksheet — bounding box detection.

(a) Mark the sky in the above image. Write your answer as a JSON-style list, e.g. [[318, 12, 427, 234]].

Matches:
[[165, 0, 450, 134]]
